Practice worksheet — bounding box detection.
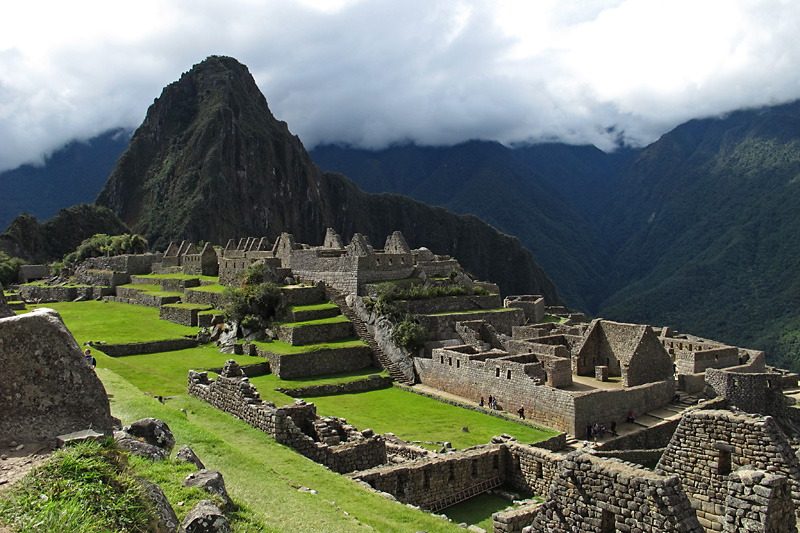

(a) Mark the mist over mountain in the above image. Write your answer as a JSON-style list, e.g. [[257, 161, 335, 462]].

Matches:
[[0, 129, 131, 230]]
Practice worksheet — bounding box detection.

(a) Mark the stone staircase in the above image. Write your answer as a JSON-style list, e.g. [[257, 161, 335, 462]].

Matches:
[[327, 288, 413, 385], [427, 475, 504, 512]]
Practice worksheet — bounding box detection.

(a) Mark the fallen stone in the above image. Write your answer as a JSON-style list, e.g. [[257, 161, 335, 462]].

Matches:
[[183, 469, 232, 509], [56, 428, 106, 448], [114, 431, 168, 462], [139, 479, 180, 533], [181, 500, 230, 533], [124, 418, 175, 451], [175, 445, 205, 470]]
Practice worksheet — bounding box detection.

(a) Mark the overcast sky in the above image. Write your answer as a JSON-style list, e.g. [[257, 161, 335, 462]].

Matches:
[[1, 0, 799, 172]]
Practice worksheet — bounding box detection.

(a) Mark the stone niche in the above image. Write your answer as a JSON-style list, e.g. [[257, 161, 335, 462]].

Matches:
[[0, 308, 116, 445]]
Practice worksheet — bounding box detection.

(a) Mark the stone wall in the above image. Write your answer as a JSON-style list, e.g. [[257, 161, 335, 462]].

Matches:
[[724, 467, 797, 533], [276, 320, 353, 346], [504, 443, 563, 497], [160, 304, 211, 327], [275, 375, 393, 397], [417, 308, 525, 336], [20, 284, 112, 302], [705, 368, 789, 417], [656, 410, 800, 529], [528, 452, 703, 532], [184, 288, 223, 308], [417, 349, 578, 434], [503, 295, 545, 324], [187, 363, 386, 474], [78, 269, 128, 288], [84, 253, 161, 275], [350, 444, 507, 510], [418, 347, 674, 436], [389, 294, 502, 315], [675, 346, 740, 374], [255, 344, 374, 379], [97, 338, 200, 357]]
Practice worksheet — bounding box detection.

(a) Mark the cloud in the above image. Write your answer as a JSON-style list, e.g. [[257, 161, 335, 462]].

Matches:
[[1, 0, 799, 171]]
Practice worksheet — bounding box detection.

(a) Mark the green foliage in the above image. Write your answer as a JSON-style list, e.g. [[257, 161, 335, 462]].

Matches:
[[240, 262, 275, 286], [64, 233, 148, 263], [221, 282, 282, 327], [0, 251, 25, 286], [390, 319, 428, 353], [0, 439, 153, 533]]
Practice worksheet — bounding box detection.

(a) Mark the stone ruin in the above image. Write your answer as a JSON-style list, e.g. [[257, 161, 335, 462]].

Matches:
[[0, 308, 116, 446], [188, 360, 386, 474]]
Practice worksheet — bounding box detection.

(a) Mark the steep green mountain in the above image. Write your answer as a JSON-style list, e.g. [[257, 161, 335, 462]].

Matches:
[[596, 101, 800, 370], [95, 56, 560, 301], [311, 141, 618, 310], [0, 129, 131, 231], [0, 204, 130, 263]]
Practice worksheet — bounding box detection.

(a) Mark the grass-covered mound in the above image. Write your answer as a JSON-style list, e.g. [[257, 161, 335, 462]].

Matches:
[[0, 438, 264, 532]]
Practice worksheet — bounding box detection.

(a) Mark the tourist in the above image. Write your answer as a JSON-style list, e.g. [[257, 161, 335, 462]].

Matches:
[[517, 405, 525, 419], [627, 411, 636, 424], [488, 395, 493, 408], [586, 423, 593, 440], [479, 397, 485, 407], [491, 397, 498, 410], [610, 420, 618, 436], [84, 348, 96, 369]]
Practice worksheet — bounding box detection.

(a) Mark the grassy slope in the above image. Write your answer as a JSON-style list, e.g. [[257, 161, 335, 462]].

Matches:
[[102, 369, 463, 532]]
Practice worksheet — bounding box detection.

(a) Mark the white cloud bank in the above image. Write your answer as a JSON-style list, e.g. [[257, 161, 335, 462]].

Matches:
[[1, 0, 799, 171]]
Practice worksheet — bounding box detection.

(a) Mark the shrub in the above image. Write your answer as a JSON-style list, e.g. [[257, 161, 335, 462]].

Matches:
[[391, 319, 428, 353], [0, 251, 25, 286], [64, 233, 149, 263], [241, 262, 276, 286], [222, 282, 282, 326]]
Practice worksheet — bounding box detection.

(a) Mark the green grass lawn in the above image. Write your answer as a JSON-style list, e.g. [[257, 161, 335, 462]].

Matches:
[[310, 387, 556, 450], [97, 346, 263, 397], [250, 337, 368, 355], [117, 283, 184, 298], [276, 314, 350, 328], [162, 302, 214, 310], [26, 301, 197, 344], [247, 367, 389, 403], [187, 284, 227, 293], [285, 302, 338, 312]]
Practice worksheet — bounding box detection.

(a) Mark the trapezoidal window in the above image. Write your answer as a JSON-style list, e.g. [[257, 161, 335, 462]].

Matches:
[[507, 370, 512, 379], [496, 368, 500, 377], [718, 449, 732, 476], [600, 509, 615, 533], [456, 359, 460, 368]]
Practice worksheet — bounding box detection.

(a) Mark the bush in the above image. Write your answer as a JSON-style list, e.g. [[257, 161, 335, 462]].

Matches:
[[222, 282, 282, 326], [0, 251, 25, 286], [64, 234, 149, 263], [241, 262, 276, 286], [391, 319, 428, 353]]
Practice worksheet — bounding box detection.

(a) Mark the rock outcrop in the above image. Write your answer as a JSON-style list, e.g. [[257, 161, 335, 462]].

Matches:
[[0, 308, 116, 445]]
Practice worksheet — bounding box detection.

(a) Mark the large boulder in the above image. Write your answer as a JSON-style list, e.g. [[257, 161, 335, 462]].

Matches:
[[0, 308, 116, 446]]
